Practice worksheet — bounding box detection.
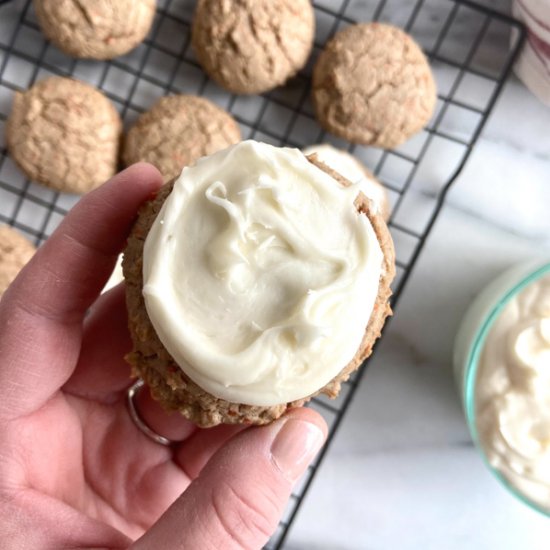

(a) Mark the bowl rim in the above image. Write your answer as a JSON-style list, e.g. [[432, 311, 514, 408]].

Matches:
[[464, 261, 550, 517]]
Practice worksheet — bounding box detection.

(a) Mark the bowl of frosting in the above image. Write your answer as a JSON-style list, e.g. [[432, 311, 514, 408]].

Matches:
[[454, 259, 550, 515]]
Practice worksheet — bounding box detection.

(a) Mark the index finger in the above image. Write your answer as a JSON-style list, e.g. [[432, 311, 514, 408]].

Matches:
[[0, 163, 163, 421]]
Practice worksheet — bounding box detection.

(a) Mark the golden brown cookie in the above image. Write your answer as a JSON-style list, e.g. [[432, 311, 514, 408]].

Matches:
[[123, 158, 395, 427], [312, 23, 437, 149], [33, 0, 157, 60], [122, 95, 241, 182], [191, 0, 315, 95], [0, 225, 36, 298], [6, 77, 122, 194]]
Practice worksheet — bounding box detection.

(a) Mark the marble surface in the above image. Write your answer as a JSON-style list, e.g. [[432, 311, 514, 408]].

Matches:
[[284, 10, 550, 550]]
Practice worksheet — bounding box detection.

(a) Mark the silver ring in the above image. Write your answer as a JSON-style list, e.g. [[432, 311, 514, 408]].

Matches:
[[127, 379, 176, 446]]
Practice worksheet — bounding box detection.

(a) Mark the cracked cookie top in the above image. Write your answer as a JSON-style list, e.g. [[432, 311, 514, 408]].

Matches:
[[33, 0, 156, 60], [312, 23, 437, 149], [6, 77, 122, 194], [122, 95, 242, 182], [191, 0, 315, 95]]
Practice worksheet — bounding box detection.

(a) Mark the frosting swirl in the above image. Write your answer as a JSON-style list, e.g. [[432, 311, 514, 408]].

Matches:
[[142, 141, 383, 406], [476, 273, 550, 509]]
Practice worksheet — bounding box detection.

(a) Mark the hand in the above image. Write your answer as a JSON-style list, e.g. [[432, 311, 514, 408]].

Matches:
[[0, 164, 327, 549]]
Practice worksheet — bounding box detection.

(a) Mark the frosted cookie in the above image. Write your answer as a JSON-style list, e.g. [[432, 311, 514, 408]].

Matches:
[[123, 140, 395, 427], [312, 23, 437, 149], [6, 77, 122, 194], [122, 95, 241, 182], [0, 225, 36, 298], [303, 144, 390, 220], [191, 0, 315, 94], [33, 0, 157, 60]]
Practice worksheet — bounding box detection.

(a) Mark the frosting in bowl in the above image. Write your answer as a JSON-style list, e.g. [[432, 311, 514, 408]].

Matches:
[[142, 140, 383, 406], [476, 272, 550, 510]]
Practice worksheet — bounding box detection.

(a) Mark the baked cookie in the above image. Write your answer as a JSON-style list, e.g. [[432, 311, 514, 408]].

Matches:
[[33, 0, 156, 60], [303, 144, 391, 220], [123, 141, 395, 427], [312, 23, 437, 149], [191, 0, 315, 94], [122, 95, 241, 182], [0, 225, 36, 298], [6, 77, 122, 194]]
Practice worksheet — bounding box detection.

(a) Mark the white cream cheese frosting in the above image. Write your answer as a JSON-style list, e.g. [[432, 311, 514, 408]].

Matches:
[[142, 140, 383, 406], [476, 273, 550, 510], [303, 143, 389, 218]]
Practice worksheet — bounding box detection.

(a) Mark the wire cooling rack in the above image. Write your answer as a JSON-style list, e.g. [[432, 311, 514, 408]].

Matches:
[[0, 0, 525, 547]]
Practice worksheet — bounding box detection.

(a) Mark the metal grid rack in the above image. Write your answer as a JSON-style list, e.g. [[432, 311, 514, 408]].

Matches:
[[0, 0, 524, 547]]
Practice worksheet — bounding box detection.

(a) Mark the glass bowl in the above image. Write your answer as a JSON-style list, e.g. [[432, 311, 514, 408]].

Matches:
[[454, 259, 550, 516]]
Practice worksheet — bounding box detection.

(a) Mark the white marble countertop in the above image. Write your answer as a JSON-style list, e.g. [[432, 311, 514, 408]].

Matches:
[[285, 11, 550, 550]]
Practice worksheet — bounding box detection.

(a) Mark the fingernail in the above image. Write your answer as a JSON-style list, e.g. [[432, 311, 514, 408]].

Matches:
[[270, 419, 325, 482]]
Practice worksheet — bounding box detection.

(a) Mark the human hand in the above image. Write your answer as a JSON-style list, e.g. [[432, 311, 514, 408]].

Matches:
[[0, 164, 327, 549]]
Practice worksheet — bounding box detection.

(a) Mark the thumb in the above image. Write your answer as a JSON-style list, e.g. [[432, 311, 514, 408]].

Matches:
[[132, 408, 327, 550]]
